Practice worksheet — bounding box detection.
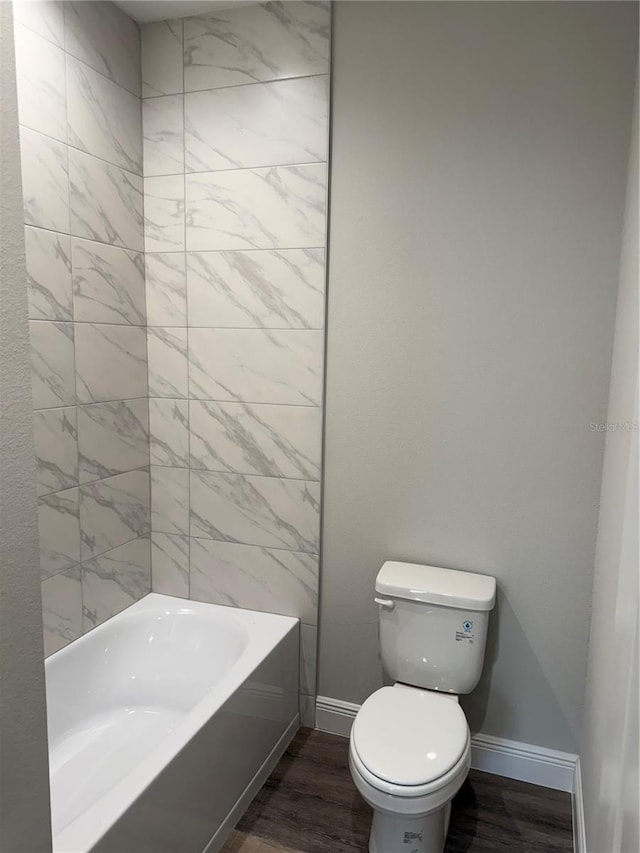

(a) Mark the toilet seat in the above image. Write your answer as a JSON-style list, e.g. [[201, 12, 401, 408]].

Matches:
[[350, 686, 469, 796], [349, 736, 470, 813]]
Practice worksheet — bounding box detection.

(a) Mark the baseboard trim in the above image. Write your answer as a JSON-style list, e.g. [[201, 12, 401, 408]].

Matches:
[[470, 732, 576, 792], [315, 695, 578, 792], [315, 695, 360, 738], [572, 757, 586, 853]]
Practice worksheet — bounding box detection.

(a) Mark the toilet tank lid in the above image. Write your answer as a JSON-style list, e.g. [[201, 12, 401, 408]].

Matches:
[[376, 562, 496, 610]]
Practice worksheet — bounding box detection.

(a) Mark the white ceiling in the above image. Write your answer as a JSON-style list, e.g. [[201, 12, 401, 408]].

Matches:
[[114, 0, 255, 24]]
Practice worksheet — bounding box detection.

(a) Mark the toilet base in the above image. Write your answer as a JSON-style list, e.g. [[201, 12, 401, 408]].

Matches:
[[369, 802, 451, 853]]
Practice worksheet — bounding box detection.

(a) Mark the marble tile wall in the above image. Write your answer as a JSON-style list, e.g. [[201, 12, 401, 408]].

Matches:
[[13, 0, 150, 657], [141, 0, 330, 726]]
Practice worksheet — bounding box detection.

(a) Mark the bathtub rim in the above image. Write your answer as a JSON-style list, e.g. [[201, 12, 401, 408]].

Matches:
[[47, 593, 299, 853]]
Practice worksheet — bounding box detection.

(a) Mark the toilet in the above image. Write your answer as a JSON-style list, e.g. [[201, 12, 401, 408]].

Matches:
[[349, 561, 496, 853]]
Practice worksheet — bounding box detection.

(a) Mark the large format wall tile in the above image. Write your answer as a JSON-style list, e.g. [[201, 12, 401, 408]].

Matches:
[[186, 164, 326, 251], [151, 466, 189, 534], [149, 398, 189, 467], [14, 23, 66, 142], [137, 0, 330, 649], [189, 328, 323, 405], [185, 76, 328, 172], [18, 0, 149, 659], [151, 532, 189, 597], [42, 566, 83, 656], [190, 539, 318, 624], [147, 327, 188, 397], [38, 488, 81, 578], [79, 468, 150, 560], [183, 2, 330, 92], [33, 407, 78, 497], [70, 149, 143, 251], [143, 95, 184, 177], [65, 1, 141, 97], [20, 128, 69, 232], [13, 0, 65, 48], [189, 400, 321, 480], [75, 324, 147, 404], [67, 57, 143, 175], [30, 321, 75, 409], [25, 227, 72, 321], [145, 253, 186, 325], [72, 239, 145, 325], [186, 248, 324, 329], [78, 399, 149, 483], [144, 175, 185, 252], [141, 19, 183, 98], [82, 536, 151, 630], [190, 470, 320, 553]]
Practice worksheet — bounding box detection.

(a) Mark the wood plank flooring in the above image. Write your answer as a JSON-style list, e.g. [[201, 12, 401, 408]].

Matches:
[[221, 728, 573, 853]]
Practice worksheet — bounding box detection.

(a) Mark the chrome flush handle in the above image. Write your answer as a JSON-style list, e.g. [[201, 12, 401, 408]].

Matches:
[[374, 597, 395, 610]]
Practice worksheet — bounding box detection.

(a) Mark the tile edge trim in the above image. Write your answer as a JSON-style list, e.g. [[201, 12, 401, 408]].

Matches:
[[572, 757, 587, 853]]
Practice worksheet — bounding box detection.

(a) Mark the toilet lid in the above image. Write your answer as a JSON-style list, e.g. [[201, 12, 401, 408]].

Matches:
[[351, 687, 469, 786]]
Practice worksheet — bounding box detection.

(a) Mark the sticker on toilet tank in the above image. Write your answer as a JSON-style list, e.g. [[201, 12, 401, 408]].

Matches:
[[455, 620, 474, 643], [403, 829, 422, 850]]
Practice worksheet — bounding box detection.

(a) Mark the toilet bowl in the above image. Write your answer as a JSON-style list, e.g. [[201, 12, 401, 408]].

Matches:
[[348, 561, 496, 853], [349, 685, 471, 853]]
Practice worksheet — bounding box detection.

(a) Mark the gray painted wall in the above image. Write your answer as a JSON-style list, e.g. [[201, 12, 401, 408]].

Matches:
[[319, 1, 637, 752], [0, 2, 52, 849], [581, 77, 638, 853]]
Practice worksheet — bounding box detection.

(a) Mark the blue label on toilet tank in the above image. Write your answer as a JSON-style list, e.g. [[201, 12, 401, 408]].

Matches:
[[456, 620, 475, 643]]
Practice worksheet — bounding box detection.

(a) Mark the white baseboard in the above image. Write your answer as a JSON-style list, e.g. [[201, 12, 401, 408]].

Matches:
[[315, 696, 360, 738], [572, 757, 586, 853], [315, 695, 578, 793], [470, 732, 576, 792]]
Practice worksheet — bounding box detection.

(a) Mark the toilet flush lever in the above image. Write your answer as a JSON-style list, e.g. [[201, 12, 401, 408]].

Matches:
[[374, 597, 395, 610]]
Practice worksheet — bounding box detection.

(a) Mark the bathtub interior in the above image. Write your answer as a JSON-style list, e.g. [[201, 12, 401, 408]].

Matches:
[[45, 595, 296, 845], [47, 604, 250, 740]]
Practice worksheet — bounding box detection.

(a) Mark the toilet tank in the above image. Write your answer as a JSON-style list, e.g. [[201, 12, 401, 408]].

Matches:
[[375, 562, 496, 694]]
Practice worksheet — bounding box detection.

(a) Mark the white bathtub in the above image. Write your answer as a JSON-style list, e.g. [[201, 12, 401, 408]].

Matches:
[[45, 593, 300, 853]]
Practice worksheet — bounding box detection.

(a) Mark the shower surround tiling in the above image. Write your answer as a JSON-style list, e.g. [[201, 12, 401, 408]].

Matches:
[[14, 0, 330, 723], [13, 0, 150, 655], [141, 0, 330, 724]]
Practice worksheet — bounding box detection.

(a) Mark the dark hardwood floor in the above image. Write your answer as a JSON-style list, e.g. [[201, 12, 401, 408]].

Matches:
[[221, 728, 574, 853]]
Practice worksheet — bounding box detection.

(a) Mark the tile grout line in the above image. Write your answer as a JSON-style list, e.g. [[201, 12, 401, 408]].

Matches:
[[63, 0, 83, 630], [181, 27, 193, 602], [150, 325, 325, 331], [43, 530, 148, 587], [139, 34, 152, 598], [25, 224, 144, 264], [146, 160, 328, 180], [20, 122, 143, 183], [149, 246, 327, 254], [24, 220, 325, 254], [36, 394, 156, 410], [142, 71, 329, 102], [154, 463, 321, 484], [184, 534, 319, 560]]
